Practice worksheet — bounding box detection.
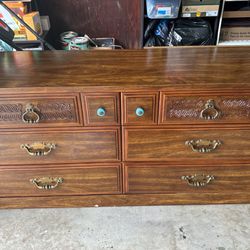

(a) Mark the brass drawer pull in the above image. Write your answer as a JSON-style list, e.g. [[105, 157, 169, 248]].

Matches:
[[181, 174, 215, 187], [22, 104, 40, 124], [30, 177, 63, 190], [200, 100, 221, 120], [21, 142, 56, 156], [185, 139, 221, 153]]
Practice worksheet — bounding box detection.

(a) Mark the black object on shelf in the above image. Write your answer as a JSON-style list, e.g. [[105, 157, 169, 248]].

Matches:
[[144, 18, 213, 47], [167, 18, 213, 46]]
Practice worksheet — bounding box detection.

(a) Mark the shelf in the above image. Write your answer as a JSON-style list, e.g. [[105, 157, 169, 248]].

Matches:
[[223, 10, 250, 18], [225, 0, 250, 2], [2, 1, 32, 2], [218, 40, 250, 45]]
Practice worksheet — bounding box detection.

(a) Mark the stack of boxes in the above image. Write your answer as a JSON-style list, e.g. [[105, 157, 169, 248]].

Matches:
[[182, 0, 220, 17]]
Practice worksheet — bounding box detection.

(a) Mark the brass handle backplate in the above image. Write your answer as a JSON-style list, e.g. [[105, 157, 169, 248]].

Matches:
[[30, 177, 63, 190], [21, 142, 56, 156], [200, 100, 221, 120], [185, 139, 221, 153], [181, 174, 215, 187], [22, 104, 40, 124]]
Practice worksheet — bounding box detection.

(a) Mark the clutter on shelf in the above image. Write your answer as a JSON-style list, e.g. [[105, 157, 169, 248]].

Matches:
[[0, 1, 47, 41], [144, 18, 213, 47], [60, 31, 121, 50]]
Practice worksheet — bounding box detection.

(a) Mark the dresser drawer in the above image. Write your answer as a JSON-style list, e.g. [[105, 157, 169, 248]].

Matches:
[[0, 164, 122, 197], [125, 164, 250, 194], [161, 94, 250, 124], [0, 129, 120, 165], [124, 128, 250, 162], [122, 93, 158, 125], [0, 95, 82, 128], [82, 93, 120, 126]]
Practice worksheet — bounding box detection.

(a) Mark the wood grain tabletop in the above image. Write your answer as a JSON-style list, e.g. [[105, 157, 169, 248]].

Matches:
[[0, 47, 249, 89]]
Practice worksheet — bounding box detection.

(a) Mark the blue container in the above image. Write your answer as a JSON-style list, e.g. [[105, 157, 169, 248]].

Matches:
[[146, 0, 181, 19]]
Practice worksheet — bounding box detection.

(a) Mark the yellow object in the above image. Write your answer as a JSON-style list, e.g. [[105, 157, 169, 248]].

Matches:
[[23, 11, 43, 40], [196, 11, 201, 17]]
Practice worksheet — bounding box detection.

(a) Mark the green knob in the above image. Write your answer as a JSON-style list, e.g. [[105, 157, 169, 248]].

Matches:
[[135, 107, 144, 117], [97, 107, 106, 117]]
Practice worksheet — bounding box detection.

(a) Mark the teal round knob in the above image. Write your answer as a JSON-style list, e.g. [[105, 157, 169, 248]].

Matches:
[[96, 107, 106, 117], [135, 107, 144, 117]]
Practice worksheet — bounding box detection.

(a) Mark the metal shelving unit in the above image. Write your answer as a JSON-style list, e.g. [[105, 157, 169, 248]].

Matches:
[[216, 0, 250, 45]]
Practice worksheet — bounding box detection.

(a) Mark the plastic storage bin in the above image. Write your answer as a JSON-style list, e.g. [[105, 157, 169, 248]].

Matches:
[[146, 0, 181, 19]]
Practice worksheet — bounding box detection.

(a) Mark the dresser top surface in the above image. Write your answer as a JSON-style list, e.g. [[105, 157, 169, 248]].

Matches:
[[0, 46, 249, 89]]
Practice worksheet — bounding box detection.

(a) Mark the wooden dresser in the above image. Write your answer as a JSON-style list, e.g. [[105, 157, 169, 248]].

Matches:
[[0, 47, 250, 209]]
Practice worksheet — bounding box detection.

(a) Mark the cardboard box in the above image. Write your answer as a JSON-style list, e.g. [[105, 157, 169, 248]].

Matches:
[[182, 0, 220, 17], [23, 11, 43, 40], [223, 11, 250, 19], [0, 3, 26, 40], [220, 27, 250, 41]]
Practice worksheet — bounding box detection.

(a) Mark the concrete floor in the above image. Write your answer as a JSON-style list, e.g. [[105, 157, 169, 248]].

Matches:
[[0, 205, 249, 250]]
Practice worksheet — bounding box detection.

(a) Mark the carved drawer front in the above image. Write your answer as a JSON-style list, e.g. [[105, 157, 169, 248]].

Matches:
[[0, 164, 122, 197], [125, 164, 250, 194], [0, 95, 81, 128], [82, 93, 120, 126], [0, 129, 120, 165], [124, 128, 250, 163], [122, 93, 158, 125], [161, 94, 250, 124]]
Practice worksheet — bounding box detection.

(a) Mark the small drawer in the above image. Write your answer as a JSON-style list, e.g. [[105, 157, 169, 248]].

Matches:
[[0, 94, 82, 128], [125, 164, 250, 194], [122, 93, 158, 125], [161, 93, 250, 124], [0, 164, 122, 197], [124, 128, 250, 163], [0, 129, 120, 165], [82, 93, 120, 126]]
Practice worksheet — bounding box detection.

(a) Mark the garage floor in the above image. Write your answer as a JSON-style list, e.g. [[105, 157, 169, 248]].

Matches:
[[0, 205, 249, 250]]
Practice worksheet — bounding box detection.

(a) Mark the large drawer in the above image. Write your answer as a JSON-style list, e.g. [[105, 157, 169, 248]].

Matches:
[[161, 93, 250, 124], [0, 129, 120, 165], [125, 164, 250, 194], [0, 94, 82, 128], [124, 128, 250, 162], [0, 164, 122, 197]]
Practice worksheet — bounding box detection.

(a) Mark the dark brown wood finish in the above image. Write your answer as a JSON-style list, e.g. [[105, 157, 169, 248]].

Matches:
[[124, 128, 250, 163], [1, 193, 250, 209], [37, 0, 144, 49], [0, 47, 250, 91], [122, 93, 159, 125], [0, 164, 122, 197], [82, 93, 120, 126], [0, 129, 120, 165], [1, 47, 250, 209], [124, 164, 250, 194], [0, 94, 82, 128], [161, 93, 250, 125]]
